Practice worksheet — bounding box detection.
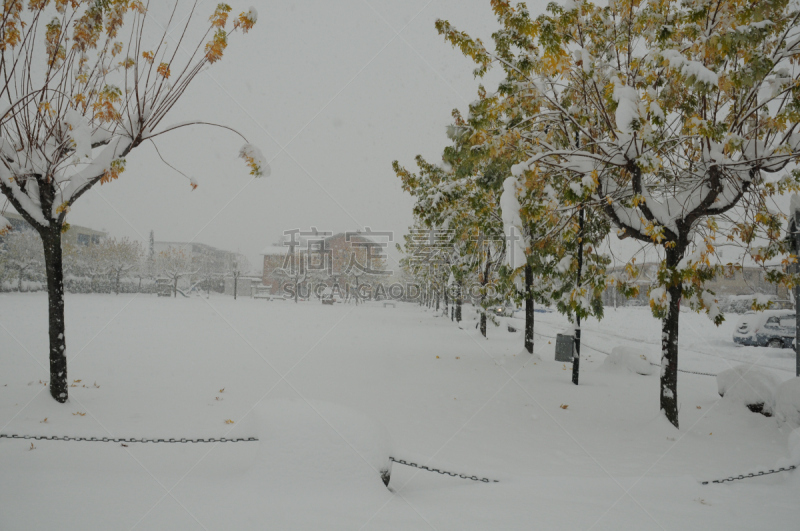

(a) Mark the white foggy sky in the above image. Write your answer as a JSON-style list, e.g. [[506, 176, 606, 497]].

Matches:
[[5, 1, 794, 273], [56, 0, 539, 271]]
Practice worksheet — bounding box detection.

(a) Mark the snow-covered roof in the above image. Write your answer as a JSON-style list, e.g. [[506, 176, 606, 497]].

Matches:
[[261, 245, 288, 256], [261, 232, 378, 256]]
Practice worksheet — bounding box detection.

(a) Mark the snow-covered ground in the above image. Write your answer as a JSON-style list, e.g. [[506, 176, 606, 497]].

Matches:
[[0, 293, 797, 530]]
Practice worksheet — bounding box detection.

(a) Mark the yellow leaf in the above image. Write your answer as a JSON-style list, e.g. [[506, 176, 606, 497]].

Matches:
[[225, 419, 234, 424], [157, 62, 170, 79]]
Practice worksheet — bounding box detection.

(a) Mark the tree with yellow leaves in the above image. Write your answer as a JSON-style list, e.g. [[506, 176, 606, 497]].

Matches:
[[437, 0, 800, 427], [0, 1, 265, 403]]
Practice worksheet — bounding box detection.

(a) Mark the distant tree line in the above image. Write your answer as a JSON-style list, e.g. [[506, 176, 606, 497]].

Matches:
[[0, 231, 249, 296]]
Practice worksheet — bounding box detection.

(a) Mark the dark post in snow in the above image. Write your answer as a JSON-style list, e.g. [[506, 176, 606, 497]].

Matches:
[[525, 263, 533, 354], [791, 195, 800, 377], [572, 206, 584, 386]]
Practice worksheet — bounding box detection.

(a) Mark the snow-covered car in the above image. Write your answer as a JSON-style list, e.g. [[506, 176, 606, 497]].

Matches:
[[491, 305, 513, 317], [733, 310, 796, 348], [320, 287, 341, 305], [503, 306, 555, 319]]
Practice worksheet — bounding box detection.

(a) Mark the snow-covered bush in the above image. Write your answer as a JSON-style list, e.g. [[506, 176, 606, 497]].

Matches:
[[774, 378, 800, 429], [0, 279, 43, 292], [789, 428, 800, 464], [717, 365, 782, 416], [602, 346, 656, 375]]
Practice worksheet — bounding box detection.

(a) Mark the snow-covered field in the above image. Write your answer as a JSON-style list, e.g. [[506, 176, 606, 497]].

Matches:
[[1, 293, 798, 530]]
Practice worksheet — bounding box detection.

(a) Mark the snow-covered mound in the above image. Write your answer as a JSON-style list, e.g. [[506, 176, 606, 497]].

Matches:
[[717, 365, 782, 415], [790, 428, 800, 463], [601, 346, 655, 375], [774, 378, 800, 428], [252, 399, 393, 486]]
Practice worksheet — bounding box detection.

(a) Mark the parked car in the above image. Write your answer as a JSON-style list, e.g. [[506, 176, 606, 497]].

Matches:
[[320, 287, 341, 305], [491, 305, 513, 317], [720, 295, 793, 314], [733, 309, 796, 348]]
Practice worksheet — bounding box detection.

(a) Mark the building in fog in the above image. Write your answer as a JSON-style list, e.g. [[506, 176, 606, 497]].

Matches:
[[1, 211, 106, 246], [260, 232, 387, 297], [603, 261, 788, 308], [153, 240, 242, 293]]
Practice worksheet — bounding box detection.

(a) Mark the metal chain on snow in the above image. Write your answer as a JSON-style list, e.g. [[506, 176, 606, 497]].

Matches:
[[1, 435, 497, 484], [701, 465, 797, 485], [11, 432, 792, 486], [535, 331, 718, 377], [389, 457, 499, 483], [0, 434, 257, 443], [648, 362, 717, 377]]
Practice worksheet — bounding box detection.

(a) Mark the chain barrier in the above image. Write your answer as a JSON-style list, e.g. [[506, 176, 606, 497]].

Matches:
[[701, 464, 797, 485], [0, 434, 257, 443], [390, 457, 498, 483], [8, 432, 794, 486], [0, 435, 498, 483], [648, 362, 717, 378], [535, 330, 717, 377]]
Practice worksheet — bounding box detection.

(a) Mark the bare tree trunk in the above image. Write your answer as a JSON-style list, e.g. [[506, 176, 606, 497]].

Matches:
[[661, 248, 682, 428], [42, 229, 68, 403], [456, 282, 462, 323], [173, 277, 178, 298], [480, 257, 491, 337], [234, 274, 238, 300], [525, 264, 533, 354], [115, 270, 121, 295]]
